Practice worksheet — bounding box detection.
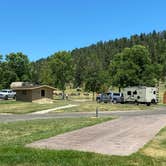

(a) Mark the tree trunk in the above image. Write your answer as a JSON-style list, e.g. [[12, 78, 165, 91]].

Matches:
[[119, 87, 121, 92], [92, 91, 95, 101], [62, 90, 65, 100]]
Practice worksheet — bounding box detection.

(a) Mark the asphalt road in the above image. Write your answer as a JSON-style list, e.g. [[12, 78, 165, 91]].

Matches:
[[0, 105, 166, 123]]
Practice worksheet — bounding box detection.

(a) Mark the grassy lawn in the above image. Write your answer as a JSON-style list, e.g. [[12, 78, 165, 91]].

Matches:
[[0, 100, 75, 114], [0, 99, 155, 114], [59, 101, 155, 112], [0, 117, 166, 166], [140, 127, 166, 159]]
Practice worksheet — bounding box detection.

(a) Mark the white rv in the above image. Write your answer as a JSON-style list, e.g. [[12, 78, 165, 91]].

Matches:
[[123, 86, 158, 106]]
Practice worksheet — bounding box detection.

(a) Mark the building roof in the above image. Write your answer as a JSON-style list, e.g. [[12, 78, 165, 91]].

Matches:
[[12, 85, 56, 91]]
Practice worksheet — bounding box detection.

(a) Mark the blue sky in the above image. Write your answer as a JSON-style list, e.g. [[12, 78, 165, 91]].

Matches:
[[0, 0, 166, 61]]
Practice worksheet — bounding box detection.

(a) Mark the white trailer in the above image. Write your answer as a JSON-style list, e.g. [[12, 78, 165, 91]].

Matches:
[[123, 86, 158, 106]]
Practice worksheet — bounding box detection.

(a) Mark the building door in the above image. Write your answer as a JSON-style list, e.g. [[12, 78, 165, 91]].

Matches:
[[41, 90, 45, 97]]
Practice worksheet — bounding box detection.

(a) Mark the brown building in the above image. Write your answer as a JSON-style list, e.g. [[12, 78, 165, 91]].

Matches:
[[12, 84, 56, 102]]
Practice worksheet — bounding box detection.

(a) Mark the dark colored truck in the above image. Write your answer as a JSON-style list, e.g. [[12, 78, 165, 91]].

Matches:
[[96, 92, 123, 103]]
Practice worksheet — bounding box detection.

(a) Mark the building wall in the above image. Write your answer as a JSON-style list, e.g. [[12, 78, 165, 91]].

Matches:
[[15, 87, 53, 102], [32, 88, 53, 101], [15, 90, 32, 102]]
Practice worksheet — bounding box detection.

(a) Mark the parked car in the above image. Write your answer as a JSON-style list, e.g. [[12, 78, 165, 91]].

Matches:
[[0, 89, 16, 100], [96, 92, 123, 103]]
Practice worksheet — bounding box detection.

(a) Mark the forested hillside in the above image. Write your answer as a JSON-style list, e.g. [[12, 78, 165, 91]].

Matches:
[[0, 30, 166, 92]]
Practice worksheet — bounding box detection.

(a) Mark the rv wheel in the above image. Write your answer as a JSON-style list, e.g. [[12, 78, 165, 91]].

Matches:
[[151, 99, 156, 104], [4, 95, 8, 100], [134, 100, 139, 105], [97, 99, 100, 103], [146, 102, 151, 106]]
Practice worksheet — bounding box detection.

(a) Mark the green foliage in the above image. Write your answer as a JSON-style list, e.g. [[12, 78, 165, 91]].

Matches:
[[0, 52, 31, 88], [40, 61, 53, 85], [49, 51, 73, 92], [6, 52, 30, 81], [109, 45, 159, 88], [72, 30, 166, 89], [84, 54, 102, 92], [0, 30, 166, 90], [0, 55, 3, 88]]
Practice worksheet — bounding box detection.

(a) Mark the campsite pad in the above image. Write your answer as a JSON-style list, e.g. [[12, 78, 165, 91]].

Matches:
[[27, 115, 166, 155]]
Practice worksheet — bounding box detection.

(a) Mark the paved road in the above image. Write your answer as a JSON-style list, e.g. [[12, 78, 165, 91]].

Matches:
[[27, 114, 166, 155], [0, 106, 166, 123]]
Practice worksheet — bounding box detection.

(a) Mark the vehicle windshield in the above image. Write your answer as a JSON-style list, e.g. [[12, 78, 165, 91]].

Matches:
[[1, 90, 7, 93], [113, 93, 121, 96]]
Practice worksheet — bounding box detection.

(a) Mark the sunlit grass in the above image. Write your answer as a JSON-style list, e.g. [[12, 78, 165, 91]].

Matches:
[[61, 101, 154, 112], [0, 100, 74, 114], [0, 117, 166, 165]]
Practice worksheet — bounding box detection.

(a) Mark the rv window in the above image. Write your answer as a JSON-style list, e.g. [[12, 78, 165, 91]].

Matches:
[[153, 91, 156, 94], [127, 91, 131, 95], [133, 91, 137, 95]]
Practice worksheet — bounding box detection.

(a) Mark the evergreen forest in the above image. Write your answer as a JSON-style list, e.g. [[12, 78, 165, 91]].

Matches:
[[0, 30, 166, 93]]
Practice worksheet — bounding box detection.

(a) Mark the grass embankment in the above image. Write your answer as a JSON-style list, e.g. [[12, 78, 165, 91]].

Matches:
[[0, 117, 166, 165], [0, 100, 74, 114]]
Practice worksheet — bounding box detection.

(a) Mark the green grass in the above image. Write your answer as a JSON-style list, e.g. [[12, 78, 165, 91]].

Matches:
[[0, 100, 75, 114], [59, 101, 155, 112], [0, 117, 166, 165], [140, 126, 166, 159], [0, 99, 155, 114]]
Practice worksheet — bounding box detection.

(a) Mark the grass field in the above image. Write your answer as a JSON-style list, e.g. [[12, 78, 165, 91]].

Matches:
[[0, 100, 74, 114], [65, 101, 153, 112], [0, 99, 154, 114], [0, 117, 166, 166], [0, 82, 164, 114]]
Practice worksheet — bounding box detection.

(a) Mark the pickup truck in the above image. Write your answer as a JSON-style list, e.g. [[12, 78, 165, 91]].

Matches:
[[96, 93, 112, 103], [96, 92, 124, 103], [0, 89, 16, 100]]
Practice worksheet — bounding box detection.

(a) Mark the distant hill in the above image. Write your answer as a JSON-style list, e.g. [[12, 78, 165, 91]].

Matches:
[[2, 30, 166, 90]]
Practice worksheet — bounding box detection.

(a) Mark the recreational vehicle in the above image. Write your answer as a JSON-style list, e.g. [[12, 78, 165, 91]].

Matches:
[[123, 86, 158, 106]]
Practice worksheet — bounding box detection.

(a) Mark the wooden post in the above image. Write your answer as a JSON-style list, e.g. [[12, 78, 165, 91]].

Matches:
[[163, 92, 166, 104], [96, 107, 99, 117]]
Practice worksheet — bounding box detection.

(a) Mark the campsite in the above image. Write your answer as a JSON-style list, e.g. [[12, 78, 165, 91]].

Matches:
[[1, 1, 166, 165], [1, 46, 166, 166]]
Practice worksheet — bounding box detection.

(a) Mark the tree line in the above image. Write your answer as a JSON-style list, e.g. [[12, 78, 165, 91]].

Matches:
[[0, 30, 166, 94]]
